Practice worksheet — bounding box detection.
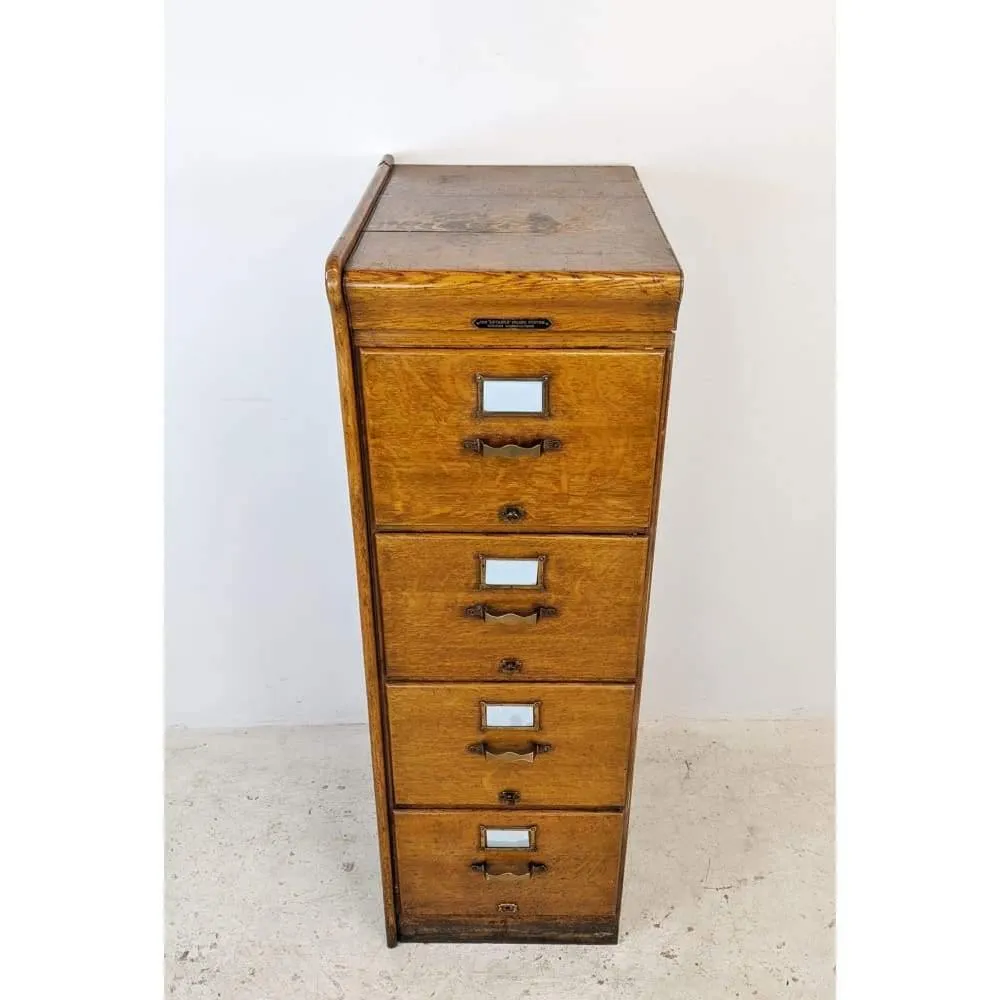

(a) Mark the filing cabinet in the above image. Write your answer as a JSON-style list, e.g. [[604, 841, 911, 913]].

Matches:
[[325, 156, 683, 945]]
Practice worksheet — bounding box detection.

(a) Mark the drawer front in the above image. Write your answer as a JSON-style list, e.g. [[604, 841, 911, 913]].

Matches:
[[376, 533, 648, 682], [394, 809, 623, 924], [359, 349, 665, 531], [386, 683, 634, 808]]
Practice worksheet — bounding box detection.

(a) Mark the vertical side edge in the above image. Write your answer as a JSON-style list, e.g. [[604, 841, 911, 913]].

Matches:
[[630, 165, 685, 327], [324, 154, 397, 946], [614, 339, 676, 924]]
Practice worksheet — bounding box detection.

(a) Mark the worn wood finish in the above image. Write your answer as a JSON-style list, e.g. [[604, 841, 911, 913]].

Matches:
[[367, 192, 672, 236], [352, 164, 678, 269], [386, 682, 634, 808], [350, 236, 678, 272], [394, 810, 623, 922], [345, 163, 682, 331], [323, 155, 399, 946], [325, 157, 683, 946], [376, 533, 649, 681], [396, 918, 618, 944], [360, 349, 665, 532]]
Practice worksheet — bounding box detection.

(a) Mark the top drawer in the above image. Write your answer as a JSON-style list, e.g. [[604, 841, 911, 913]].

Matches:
[[359, 349, 666, 532]]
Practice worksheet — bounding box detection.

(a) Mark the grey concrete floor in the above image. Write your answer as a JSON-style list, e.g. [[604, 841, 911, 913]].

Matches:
[[166, 721, 834, 999]]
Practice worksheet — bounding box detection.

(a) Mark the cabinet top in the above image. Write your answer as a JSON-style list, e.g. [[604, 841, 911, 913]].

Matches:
[[345, 162, 681, 276]]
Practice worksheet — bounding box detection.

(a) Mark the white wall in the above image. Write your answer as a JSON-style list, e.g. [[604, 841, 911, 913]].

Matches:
[[166, 0, 833, 725]]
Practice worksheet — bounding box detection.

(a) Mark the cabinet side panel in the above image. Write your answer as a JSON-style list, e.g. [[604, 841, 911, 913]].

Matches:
[[615, 342, 676, 921], [325, 156, 397, 946]]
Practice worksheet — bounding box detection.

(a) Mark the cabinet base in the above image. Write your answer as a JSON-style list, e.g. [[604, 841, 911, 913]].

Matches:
[[396, 917, 619, 945]]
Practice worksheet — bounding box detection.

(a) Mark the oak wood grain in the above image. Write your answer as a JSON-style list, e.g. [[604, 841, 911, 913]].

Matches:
[[345, 269, 681, 332], [352, 329, 674, 350], [386, 682, 634, 808], [394, 809, 623, 920], [359, 348, 666, 532], [614, 343, 677, 917], [375, 533, 649, 682], [326, 156, 684, 946], [323, 154, 399, 947]]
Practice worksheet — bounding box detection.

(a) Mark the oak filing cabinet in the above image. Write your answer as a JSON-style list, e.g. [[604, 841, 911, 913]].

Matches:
[[325, 156, 683, 945]]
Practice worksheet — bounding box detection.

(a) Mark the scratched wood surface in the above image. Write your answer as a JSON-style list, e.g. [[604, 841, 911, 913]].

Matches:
[[367, 193, 666, 236], [359, 348, 666, 532], [386, 682, 634, 808], [344, 163, 682, 333], [375, 533, 649, 681], [394, 809, 623, 920], [352, 164, 679, 270]]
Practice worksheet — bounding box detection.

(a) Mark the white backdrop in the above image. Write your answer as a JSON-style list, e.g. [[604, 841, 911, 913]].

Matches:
[[166, 0, 833, 725]]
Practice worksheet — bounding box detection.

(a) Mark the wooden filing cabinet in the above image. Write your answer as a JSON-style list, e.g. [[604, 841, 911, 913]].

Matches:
[[325, 156, 683, 945]]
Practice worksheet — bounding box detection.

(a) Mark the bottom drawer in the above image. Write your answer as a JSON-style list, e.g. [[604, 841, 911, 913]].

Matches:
[[394, 809, 623, 940]]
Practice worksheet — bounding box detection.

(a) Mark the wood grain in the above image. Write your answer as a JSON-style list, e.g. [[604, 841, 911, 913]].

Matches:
[[352, 329, 674, 350], [355, 163, 678, 269], [323, 154, 399, 947], [345, 163, 682, 332], [375, 533, 649, 681], [350, 231, 678, 271], [393, 809, 623, 920], [326, 156, 684, 946], [386, 682, 634, 808], [359, 348, 666, 532], [345, 269, 681, 332], [614, 344, 677, 919], [367, 193, 667, 235]]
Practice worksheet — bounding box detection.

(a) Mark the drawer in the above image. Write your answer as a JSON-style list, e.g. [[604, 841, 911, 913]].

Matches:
[[359, 349, 666, 532], [376, 533, 649, 681], [386, 682, 634, 808], [394, 809, 623, 933]]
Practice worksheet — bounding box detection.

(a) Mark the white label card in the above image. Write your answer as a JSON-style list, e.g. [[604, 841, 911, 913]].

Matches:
[[481, 378, 546, 414], [482, 557, 541, 587], [483, 703, 536, 728], [484, 828, 533, 849]]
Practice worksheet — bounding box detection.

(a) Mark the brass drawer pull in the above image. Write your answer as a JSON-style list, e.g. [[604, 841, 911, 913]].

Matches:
[[470, 861, 548, 881], [498, 657, 523, 675], [467, 741, 553, 762], [462, 437, 562, 458], [464, 603, 558, 625], [497, 789, 521, 806]]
